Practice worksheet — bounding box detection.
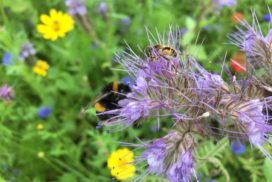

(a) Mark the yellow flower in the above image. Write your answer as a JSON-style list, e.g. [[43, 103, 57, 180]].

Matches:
[[37, 9, 74, 41], [36, 123, 44, 130], [33, 60, 49, 77], [107, 148, 136, 181]]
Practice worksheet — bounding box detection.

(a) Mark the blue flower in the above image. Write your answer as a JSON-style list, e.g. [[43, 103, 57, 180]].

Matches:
[[263, 14, 272, 22], [230, 141, 246, 154], [121, 77, 131, 85], [2, 52, 12, 65], [38, 106, 52, 119]]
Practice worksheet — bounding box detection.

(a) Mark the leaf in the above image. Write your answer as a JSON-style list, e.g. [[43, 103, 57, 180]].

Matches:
[[197, 138, 229, 159], [239, 157, 264, 182], [208, 157, 230, 182], [263, 158, 272, 182], [58, 173, 77, 182], [187, 45, 207, 61], [185, 17, 196, 30], [182, 31, 195, 45]]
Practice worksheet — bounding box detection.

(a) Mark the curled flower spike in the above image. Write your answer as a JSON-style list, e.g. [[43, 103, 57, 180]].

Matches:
[[126, 132, 196, 182], [37, 9, 74, 41], [229, 12, 272, 89]]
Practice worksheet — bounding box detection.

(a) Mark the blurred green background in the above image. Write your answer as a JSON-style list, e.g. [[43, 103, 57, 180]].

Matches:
[[0, 0, 272, 181]]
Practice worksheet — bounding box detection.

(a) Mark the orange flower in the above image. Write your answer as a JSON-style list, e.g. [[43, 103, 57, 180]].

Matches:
[[232, 12, 244, 23], [231, 52, 246, 73]]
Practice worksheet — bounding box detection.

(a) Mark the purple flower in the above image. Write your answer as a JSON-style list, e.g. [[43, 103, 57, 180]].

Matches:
[[141, 133, 195, 182], [214, 0, 236, 8], [119, 17, 131, 33], [98, 1, 107, 19], [0, 85, 14, 100], [192, 60, 229, 95], [120, 17, 131, 26], [2, 52, 12, 65], [142, 137, 167, 175], [263, 14, 272, 22], [65, 0, 87, 16], [230, 141, 245, 154], [178, 28, 187, 37], [132, 76, 148, 95], [118, 98, 152, 126], [19, 43, 36, 60], [167, 150, 194, 182], [38, 106, 52, 119], [151, 125, 159, 132]]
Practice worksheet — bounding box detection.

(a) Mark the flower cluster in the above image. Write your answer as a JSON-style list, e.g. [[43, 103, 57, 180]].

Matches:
[[19, 42, 36, 60], [0, 85, 14, 100], [98, 27, 272, 181]]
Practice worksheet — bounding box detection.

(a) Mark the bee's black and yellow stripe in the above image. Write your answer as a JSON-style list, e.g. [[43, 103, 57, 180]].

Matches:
[[95, 82, 131, 120]]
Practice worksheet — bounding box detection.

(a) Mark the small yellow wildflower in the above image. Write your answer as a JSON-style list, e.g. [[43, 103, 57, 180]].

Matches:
[[33, 60, 49, 77], [36, 123, 44, 130], [36, 9, 74, 41], [107, 148, 136, 181], [37, 151, 45, 158]]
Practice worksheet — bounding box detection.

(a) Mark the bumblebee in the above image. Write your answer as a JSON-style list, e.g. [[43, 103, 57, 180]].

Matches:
[[95, 81, 131, 120], [145, 44, 178, 61]]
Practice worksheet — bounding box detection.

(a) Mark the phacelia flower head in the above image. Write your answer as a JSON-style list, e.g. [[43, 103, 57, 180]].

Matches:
[[19, 43, 36, 60], [96, 27, 272, 181], [230, 141, 246, 154], [230, 13, 272, 91], [38, 106, 52, 119], [140, 132, 195, 182], [2, 52, 12, 65], [65, 0, 87, 16], [107, 148, 135, 181], [0, 85, 14, 100], [37, 9, 74, 41], [32, 60, 49, 77]]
